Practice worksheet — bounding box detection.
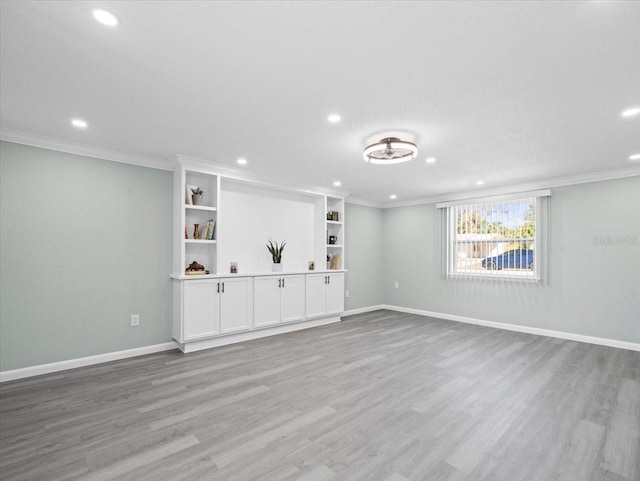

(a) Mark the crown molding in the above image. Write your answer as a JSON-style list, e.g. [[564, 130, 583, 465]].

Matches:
[[3, 129, 637, 206], [176, 154, 351, 199], [0, 128, 173, 171], [345, 197, 385, 208], [384, 166, 640, 208]]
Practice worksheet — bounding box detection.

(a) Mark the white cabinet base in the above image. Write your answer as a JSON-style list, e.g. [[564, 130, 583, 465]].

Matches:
[[176, 315, 341, 353]]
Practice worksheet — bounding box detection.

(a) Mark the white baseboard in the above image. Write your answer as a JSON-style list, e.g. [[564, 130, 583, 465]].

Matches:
[[342, 305, 386, 317], [381, 304, 640, 352], [4, 305, 637, 383], [0, 342, 178, 383]]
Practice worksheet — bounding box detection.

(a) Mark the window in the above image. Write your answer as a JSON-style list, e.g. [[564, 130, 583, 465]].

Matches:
[[438, 190, 550, 281]]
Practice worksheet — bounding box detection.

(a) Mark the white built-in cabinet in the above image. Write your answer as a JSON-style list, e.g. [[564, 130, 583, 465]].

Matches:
[[181, 280, 218, 340], [218, 277, 253, 334], [305, 273, 345, 319], [174, 277, 253, 343], [171, 156, 346, 353], [254, 275, 305, 328]]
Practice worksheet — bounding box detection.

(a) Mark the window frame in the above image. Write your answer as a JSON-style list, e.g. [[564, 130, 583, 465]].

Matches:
[[438, 190, 551, 282]]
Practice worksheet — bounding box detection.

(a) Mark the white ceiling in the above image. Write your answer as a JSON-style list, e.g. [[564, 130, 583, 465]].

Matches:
[[1, 1, 639, 205]]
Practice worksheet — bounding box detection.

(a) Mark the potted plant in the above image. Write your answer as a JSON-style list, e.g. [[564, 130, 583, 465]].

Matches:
[[191, 186, 204, 205], [266, 240, 286, 272]]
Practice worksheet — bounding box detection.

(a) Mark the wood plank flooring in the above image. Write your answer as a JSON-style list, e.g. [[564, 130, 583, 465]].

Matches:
[[1, 310, 639, 481]]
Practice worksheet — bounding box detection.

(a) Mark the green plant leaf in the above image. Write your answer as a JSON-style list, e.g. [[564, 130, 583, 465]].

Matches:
[[266, 240, 286, 263]]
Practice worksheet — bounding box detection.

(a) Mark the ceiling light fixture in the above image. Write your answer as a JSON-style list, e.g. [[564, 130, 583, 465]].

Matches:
[[621, 107, 640, 118], [426, 157, 436, 164], [92, 9, 119, 27], [363, 137, 418, 164], [71, 119, 88, 129], [328, 114, 341, 123], [237, 158, 247, 165], [629, 154, 640, 161], [476, 180, 485, 186], [389, 194, 397, 200], [333, 181, 341, 187]]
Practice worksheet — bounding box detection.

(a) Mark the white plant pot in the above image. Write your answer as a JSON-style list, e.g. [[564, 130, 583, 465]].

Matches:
[[272, 263, 283, 272]]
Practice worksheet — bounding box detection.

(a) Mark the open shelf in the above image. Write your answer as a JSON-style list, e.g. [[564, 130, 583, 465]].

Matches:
[[185, 205, 217, 212], [175, 166, 220, 275], [325, 196, 344, 270]]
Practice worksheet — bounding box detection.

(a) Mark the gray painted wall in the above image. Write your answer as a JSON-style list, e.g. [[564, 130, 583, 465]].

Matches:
[[1, 140, 637, 372], [0, 141, 173, 370], [344, 203, 384, 311], [383, 176, 640, 343]]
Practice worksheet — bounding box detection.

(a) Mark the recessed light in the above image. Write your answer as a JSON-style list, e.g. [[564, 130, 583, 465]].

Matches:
[[327, 114, 341, 123], [71, 119, 88, 129], [630, 153, 640, 161], [237, 158, 247, 165], [389, 194, 397, 200], [476, 180, 485, 186], [426, 157, 436, 164], [621, 107, 640, 118], [333, 181, 341, 187], [92, 9, 119, 27]]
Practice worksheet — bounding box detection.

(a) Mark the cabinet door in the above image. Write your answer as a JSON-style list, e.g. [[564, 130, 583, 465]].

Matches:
[[254, 276, 282, 328], [326, 273, 345, 315], [305, 274, 327, 319], [219, 277, 253, 334], [183, 280, 219, 340], [281, 275, 305, 323]]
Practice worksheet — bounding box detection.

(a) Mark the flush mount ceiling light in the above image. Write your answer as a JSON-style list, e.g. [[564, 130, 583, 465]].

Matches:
[[363, 137, 418, 164], [621, 107, 640, 118]]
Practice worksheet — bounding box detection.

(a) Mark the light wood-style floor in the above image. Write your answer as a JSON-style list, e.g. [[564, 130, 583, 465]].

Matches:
[[1, 310, 639, 481]]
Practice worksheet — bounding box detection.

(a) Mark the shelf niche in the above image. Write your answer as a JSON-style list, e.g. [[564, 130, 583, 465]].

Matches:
[[174, 166, 219, 275]]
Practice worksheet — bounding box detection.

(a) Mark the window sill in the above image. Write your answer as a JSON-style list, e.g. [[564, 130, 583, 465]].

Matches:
[[447, 273, 541, 283]]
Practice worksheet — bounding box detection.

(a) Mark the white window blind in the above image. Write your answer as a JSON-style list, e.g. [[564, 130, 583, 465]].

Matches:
[[438, 190, 550, 281]]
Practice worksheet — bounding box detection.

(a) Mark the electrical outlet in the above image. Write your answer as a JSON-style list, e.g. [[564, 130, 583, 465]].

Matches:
[[394, 281, 399, 289], [345, 290, 349, 298], [131, 314, 140, 326]]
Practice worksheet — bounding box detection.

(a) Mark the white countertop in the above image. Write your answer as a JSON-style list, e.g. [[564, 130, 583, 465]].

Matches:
[[170, 269, 347, 280]]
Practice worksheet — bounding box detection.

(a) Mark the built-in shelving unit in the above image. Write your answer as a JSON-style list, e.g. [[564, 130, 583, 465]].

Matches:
[[326, 196, 344, 269], [173, 164, 220, 276], [171, 155, 347, 353]]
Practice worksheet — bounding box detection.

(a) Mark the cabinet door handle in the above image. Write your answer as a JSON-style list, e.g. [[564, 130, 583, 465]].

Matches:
[[282, 278, 285, 288], [328, 276, 331, 284], [217, 282, 220, 293], [222, 282, 225, 293], [278, 278, 282, 288]]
